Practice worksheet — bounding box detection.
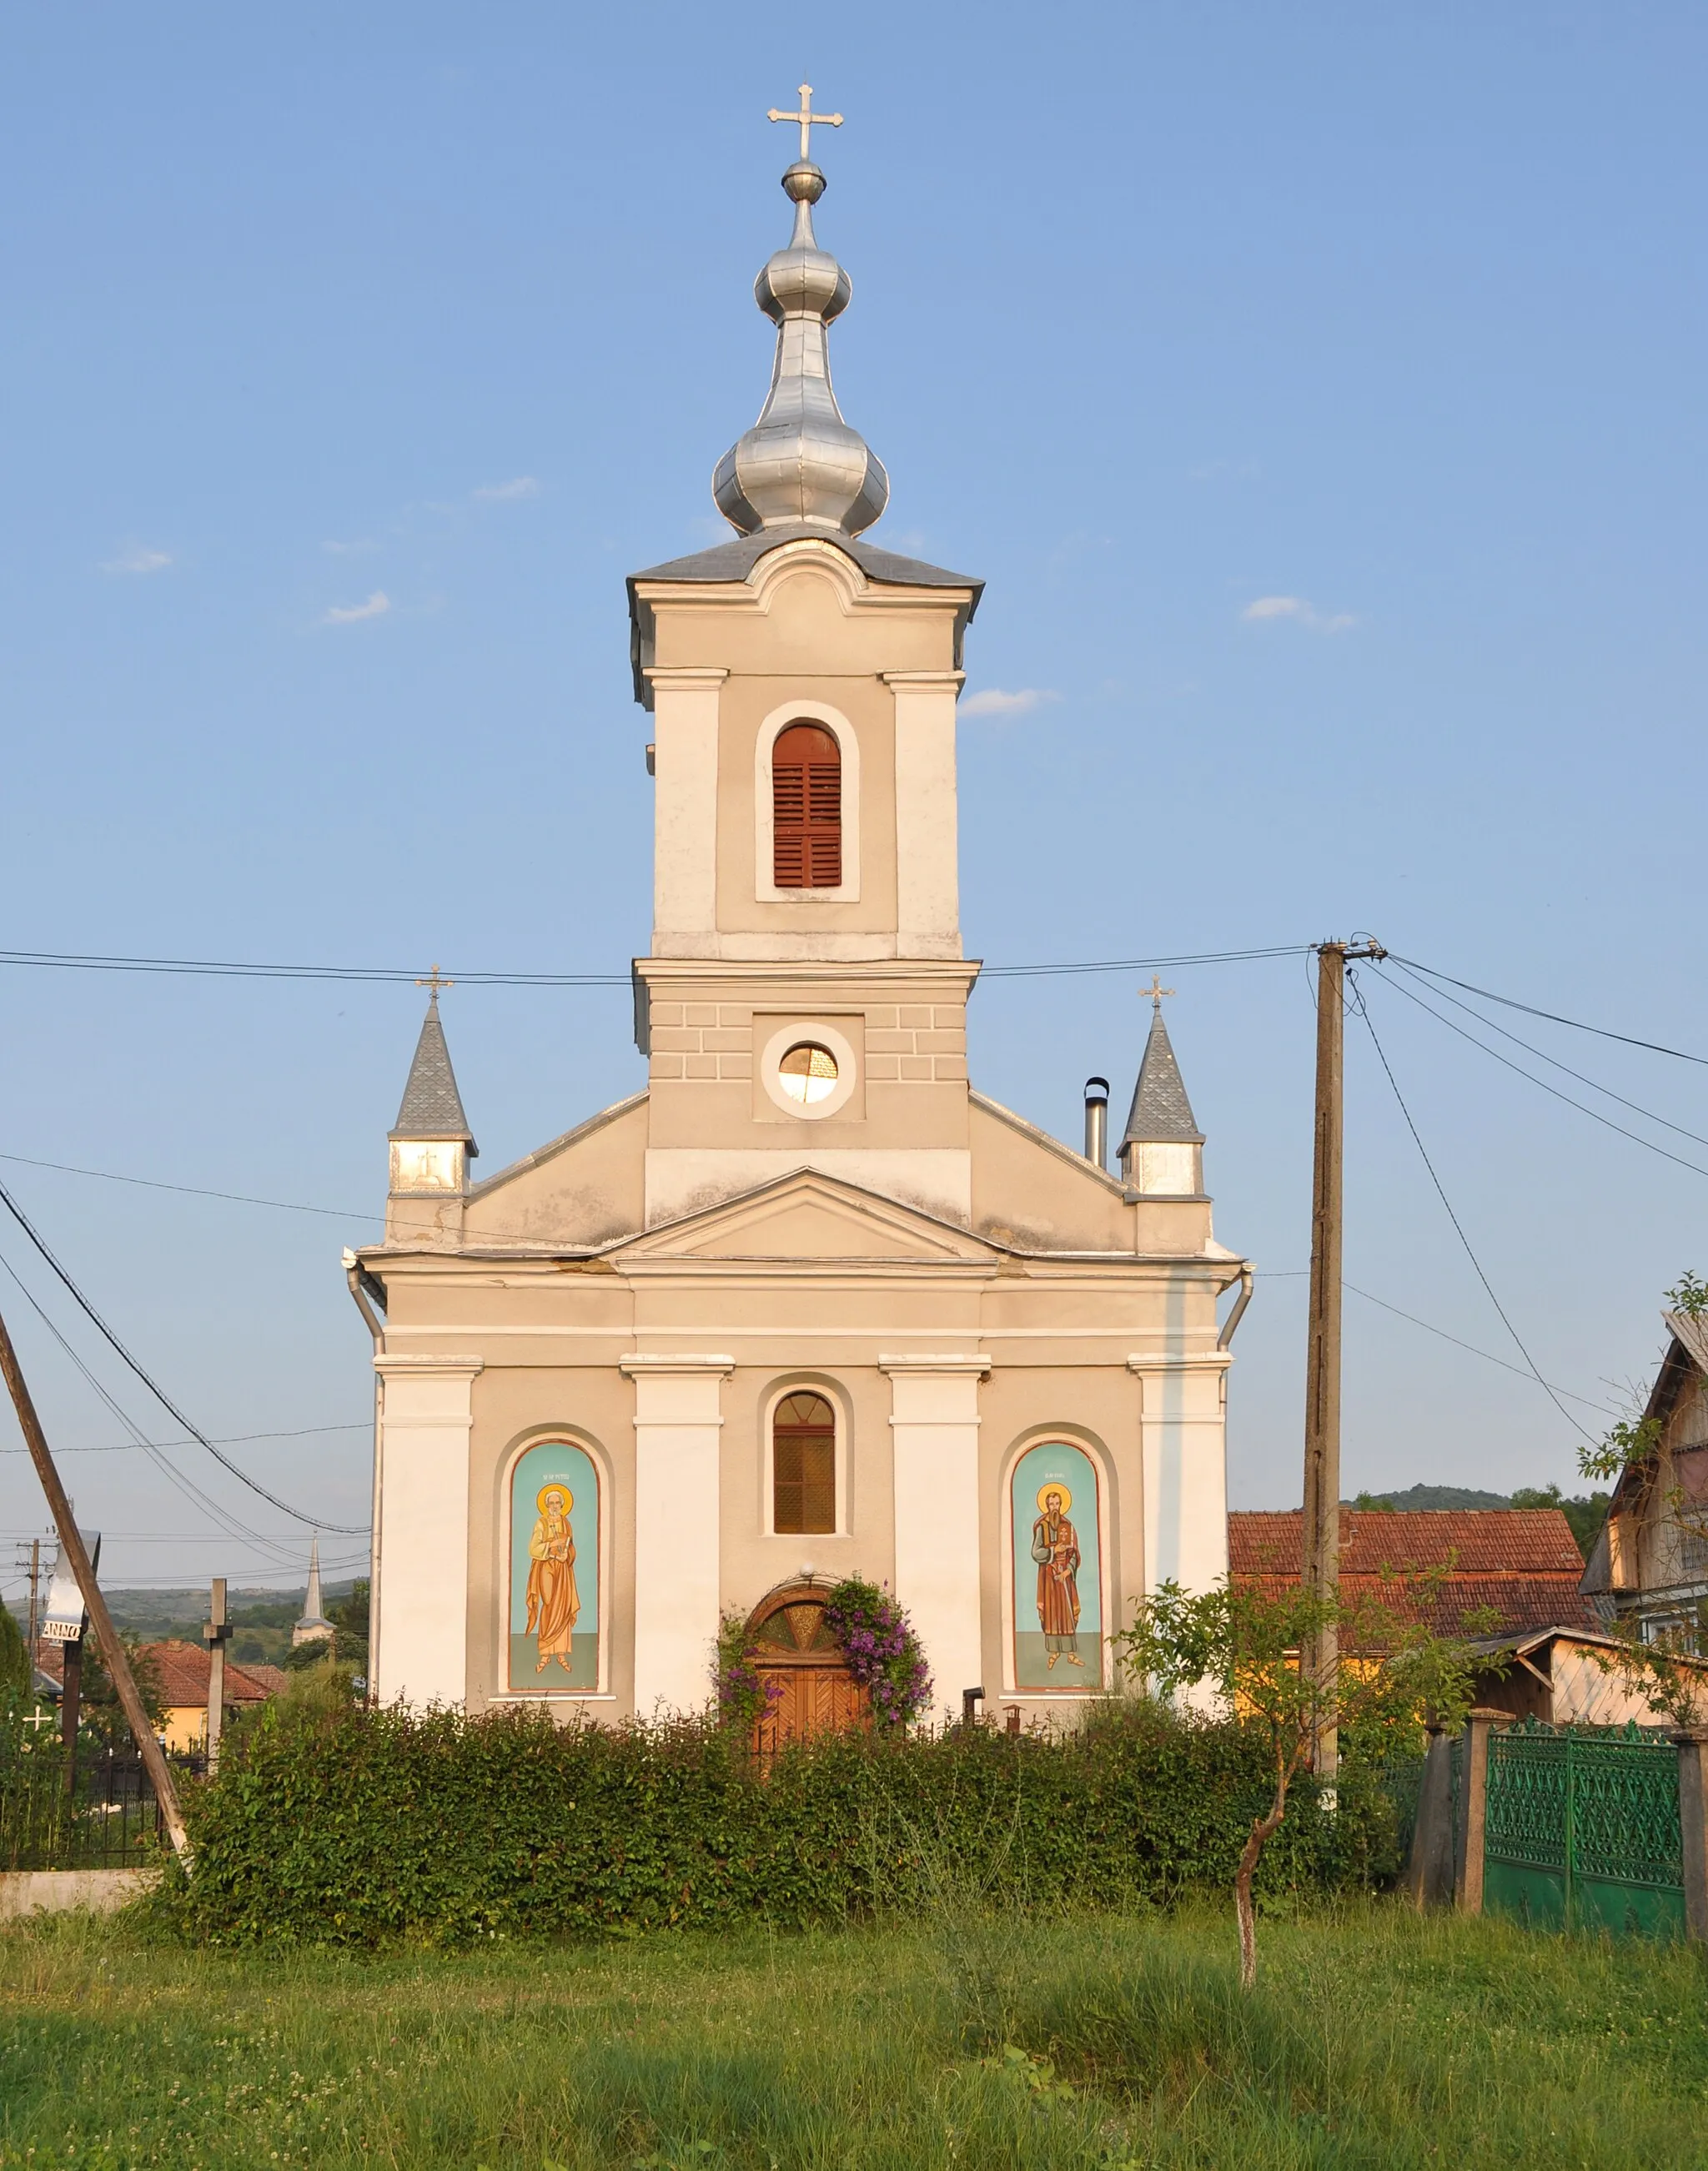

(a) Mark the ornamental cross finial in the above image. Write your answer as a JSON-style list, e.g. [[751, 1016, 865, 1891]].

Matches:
[[1142, 975, 1176, 1011], [767, 82, 842, 163], [416, 963, 454, 997]]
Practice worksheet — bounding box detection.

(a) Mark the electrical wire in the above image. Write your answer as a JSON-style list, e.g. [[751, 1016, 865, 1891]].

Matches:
[[0, 1149, 375, 1224], [1367, 967, 1708, 1182], [0, 1177, 366, 1533], [1383, 958, 1708, 1151], [1390, 953, 1708, 1068], [1253, 1269, 1619, 1412], [0, 1420, 369, 1459], [0, 1246, 304, 1565], [1345, 971, 1598, 1447], [0, 941, 1313, 987]]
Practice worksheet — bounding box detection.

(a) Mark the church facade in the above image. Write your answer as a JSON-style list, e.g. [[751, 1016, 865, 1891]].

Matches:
[[349, 126, 1248, 1728]]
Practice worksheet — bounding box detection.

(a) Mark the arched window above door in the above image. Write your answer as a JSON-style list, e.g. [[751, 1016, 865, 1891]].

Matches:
[[772, 1390, 836, 1533], [771, 722, 841, 889]]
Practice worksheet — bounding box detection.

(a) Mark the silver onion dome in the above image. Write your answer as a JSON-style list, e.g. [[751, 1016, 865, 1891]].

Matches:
[[712, 159, 890, 537]]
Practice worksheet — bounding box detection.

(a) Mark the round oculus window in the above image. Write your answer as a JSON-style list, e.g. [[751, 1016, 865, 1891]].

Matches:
[[776, 1042, 840, 1106]]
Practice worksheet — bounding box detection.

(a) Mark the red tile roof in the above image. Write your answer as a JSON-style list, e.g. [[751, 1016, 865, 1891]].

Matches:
[[1228, 1509, 1594, 1641], [32, 1637, 281, 1706]]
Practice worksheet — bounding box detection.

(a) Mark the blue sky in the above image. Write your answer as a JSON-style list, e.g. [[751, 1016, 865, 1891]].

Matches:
[[2, 4, 1705, 1596]]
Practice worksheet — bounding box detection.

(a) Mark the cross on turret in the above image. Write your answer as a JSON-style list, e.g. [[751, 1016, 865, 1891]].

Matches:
[[766, 82, 842, 162], [1140, 974, 1176, 1011], [416, 963, 455, 997]]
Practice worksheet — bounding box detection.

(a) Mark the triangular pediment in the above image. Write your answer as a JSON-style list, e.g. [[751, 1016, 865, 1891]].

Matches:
[[615, 1168, 1000, 1266]]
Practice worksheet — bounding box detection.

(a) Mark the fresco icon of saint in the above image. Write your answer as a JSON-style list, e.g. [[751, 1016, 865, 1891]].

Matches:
[[509, 1442, 600, 1692], [1011, 1443, 1103, 1691]]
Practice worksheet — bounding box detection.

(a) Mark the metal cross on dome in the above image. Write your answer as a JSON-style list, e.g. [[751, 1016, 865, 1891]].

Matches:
[[416, 964, 455, 996], [1141, 975, 1176, 1011], [767, 82, 843, 162]]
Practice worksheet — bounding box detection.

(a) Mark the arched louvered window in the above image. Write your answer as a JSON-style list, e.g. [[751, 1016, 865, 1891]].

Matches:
[[772, 722, 841, 889], [772, 1390, 836, 1534]]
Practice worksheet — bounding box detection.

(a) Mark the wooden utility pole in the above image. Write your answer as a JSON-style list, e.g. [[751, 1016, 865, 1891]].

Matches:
[[203, 1577, 230, 1773], [0, 1303, 191, 1859], [1301, 937, 1384, 1783]]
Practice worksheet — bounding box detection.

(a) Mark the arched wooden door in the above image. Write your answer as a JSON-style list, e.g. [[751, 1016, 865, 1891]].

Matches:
[[747, 1583, 868, 1756]]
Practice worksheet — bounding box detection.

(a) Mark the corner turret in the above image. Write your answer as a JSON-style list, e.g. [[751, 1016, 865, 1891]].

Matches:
[[1118, 988, 1205, 1199]]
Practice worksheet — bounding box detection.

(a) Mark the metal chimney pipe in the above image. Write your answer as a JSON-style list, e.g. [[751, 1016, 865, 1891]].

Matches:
[[1083, 1077, 1109, 1168]]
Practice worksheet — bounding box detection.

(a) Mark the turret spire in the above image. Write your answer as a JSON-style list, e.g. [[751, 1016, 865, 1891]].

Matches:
[[1119, 988, 1206, 1197], [711, 86, 889, 538]]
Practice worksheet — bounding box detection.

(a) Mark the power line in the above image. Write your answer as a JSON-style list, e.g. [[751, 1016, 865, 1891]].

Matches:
[[0, 941, 1312, 987], [0, 948, 630, 987], [0, 1244, 303, 1565], [0, 1149, 376, 1224], [0, 1178, 366, 1534], [0, 1419, 369, 1459], [1369, 966, 1708, 1182], [1391, 953, 1708, 1068], [1386, 959, 1708, 1151], [981, 945, 1311, 979], [1346, 972, 1598, 1448]]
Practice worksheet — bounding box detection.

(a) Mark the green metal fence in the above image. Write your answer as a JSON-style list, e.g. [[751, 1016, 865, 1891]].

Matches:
[[1483, 1719, 1685, 1939]]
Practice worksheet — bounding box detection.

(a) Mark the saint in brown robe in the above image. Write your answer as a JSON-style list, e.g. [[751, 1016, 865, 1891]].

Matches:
[[1031, 1497, 1083, 1666]]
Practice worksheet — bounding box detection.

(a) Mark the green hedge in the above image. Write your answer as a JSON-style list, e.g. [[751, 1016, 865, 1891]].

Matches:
[[163, 1699, 1404, 1946]]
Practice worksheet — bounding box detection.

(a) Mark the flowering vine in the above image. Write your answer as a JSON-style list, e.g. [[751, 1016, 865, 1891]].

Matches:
[[822, 1577, 932, 1730], [712, 1610, 781, 1733]]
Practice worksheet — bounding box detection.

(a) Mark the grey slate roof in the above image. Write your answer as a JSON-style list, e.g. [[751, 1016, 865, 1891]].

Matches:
[[629, 525, 983, 600], [1120, 1008, 1203, 1148], [390, 994, 477, 1152], [625, 525, 984, 708]]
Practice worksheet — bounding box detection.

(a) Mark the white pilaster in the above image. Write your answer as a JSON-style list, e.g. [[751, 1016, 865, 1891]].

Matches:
[[372, 1354, 483, 1710], [646, 667, 727, 957], [885, 671, 963, 959], [622, 1354, 733, 1716], [881, 1353, 989, 1720], [1128, 1351, 1231, 1596]]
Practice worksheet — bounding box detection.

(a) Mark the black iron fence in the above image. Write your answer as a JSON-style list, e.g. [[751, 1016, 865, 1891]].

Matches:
[[1, 1742, 196, 1871]]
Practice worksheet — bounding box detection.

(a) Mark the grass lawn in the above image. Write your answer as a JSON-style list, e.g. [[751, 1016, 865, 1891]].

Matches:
[[2, 1898, 1705, 2169]]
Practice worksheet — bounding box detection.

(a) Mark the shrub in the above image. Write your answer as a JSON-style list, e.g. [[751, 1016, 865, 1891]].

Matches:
[[160, 1695, 1402, 1947]]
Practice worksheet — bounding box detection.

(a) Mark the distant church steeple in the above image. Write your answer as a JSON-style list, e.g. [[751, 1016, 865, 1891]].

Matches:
[[291, 1535, 334, 1650], [1119, 982, 1206, 1198], [712, 84, 889, 538]]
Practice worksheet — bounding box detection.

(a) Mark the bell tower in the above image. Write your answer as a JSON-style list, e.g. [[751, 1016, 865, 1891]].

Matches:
[[628, 113, 984, 1229]]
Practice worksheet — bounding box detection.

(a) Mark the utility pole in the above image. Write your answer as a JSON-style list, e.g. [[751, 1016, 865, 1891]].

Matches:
[[203, 1577, 230, 1773], [0, 1303, 190, 1859], [1301, 937, 1384, 1785]]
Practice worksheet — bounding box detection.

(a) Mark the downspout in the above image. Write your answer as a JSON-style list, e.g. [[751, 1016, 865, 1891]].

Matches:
[[1217, 1265, 1254, 1351], [344, 1252, 385, 1706]]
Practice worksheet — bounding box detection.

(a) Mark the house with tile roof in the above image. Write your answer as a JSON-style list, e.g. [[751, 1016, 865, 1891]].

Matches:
[[32, 1636, 283, 1752], [1580, 1309, 1708, 1642], [1228, 1507, 1592, 1644]]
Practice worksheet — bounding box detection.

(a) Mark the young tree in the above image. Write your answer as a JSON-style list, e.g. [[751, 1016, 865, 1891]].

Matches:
[[1113, 1577, 1484, 1989]]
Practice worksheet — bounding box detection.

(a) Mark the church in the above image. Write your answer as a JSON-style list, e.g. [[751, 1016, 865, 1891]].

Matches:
[[348, 101, 1248, 1732]]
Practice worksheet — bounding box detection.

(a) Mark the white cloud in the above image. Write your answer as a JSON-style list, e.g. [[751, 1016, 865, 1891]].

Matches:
[[100, 543, 173, 575], [321, 537, 377, 555], [472, 475, 541, 501], [961, 686, 1061, 718], [1241, 595, 1355, 633], [324, 590, 390, 625]]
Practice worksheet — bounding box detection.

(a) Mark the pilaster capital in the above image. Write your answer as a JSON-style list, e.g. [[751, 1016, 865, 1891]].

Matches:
[[643, 666, 730, 693], [878, 1353, 991, 1376], [620, 1353, 736, 1376], [1126, 1351, 1233, 1374], [882, 670, 966, 690], [374, 1354, 485, 1379]]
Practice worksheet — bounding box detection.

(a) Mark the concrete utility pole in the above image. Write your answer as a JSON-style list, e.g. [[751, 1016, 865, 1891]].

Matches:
[[203, 1577, 230, 1772], [0, 1303, 191, 1859], [1301, 937, 1384, 1783]]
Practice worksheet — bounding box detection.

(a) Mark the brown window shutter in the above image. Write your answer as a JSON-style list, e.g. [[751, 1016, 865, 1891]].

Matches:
[[772, 723, 842, 890], [774, 1391, 836, 1533]]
